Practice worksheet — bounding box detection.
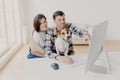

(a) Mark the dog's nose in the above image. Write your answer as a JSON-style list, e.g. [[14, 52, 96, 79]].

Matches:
[[67, 36, 70, 38]]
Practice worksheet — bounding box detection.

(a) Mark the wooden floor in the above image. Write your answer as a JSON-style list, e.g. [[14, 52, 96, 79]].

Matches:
[[0, 40, 120, 80], [74, 40, 120, 54]]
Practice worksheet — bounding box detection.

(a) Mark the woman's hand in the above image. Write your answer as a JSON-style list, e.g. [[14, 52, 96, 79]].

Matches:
[[56, 55, 73, 64]]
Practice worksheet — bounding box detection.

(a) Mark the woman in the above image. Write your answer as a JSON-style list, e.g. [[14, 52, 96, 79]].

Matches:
[[27, 14, 47, 59], [27, 14, 73, 64]]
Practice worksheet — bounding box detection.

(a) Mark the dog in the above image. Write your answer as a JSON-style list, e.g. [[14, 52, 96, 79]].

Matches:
[[55, 28, 70, 56]]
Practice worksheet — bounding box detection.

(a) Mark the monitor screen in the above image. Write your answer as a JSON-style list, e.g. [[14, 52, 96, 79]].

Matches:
[[86, 20, 110, 74]]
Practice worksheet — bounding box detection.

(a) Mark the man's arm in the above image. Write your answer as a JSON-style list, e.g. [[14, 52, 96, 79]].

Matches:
[[44, 28, 73, 64], [69, 23, 89, 37], [69, 23, 90, 43]]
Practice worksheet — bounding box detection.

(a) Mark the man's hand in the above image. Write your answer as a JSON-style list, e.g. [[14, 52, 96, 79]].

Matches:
[[56, 55, 73, 64], [83, 34, 91, 44]]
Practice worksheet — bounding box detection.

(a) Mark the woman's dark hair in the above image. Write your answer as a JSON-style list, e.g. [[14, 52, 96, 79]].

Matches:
[[53, 10, 65, 20], [33, 14, 46, 32]]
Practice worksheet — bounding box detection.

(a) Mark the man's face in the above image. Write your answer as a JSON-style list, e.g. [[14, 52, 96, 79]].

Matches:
[[54, 16, 66, 29]]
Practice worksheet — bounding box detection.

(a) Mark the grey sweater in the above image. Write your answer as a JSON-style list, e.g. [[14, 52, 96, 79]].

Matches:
[[30, 30, 45, 54]]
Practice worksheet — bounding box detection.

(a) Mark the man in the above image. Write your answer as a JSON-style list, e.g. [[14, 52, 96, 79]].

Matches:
[[44, 10, 90, 64]]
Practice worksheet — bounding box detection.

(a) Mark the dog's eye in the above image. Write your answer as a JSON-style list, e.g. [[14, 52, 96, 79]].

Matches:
[[62, 33, 65, 35], [67, 32, 69, 34]]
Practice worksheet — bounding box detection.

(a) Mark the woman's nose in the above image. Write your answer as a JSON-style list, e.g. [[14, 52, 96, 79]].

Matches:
[[43, 23, 47, 26]]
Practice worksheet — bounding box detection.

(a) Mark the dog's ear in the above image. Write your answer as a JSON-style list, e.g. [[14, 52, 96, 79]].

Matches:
[[56, 28, 61, 35], [66, 28, 69, 32], [64, 27, 69, 33]]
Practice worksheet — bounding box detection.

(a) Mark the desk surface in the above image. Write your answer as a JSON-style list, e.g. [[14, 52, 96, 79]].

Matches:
[[25, 54, 87, 80], [25, 52, 120, 80]]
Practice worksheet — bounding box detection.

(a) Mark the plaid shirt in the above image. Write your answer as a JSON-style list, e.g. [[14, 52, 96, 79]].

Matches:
[[44, 23, 88, 58]]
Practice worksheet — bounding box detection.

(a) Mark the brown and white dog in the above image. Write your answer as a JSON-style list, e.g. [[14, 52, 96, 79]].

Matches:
[[55, 28, 70, 56]]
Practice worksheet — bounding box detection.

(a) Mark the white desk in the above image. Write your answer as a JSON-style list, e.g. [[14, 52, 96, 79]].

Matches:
[[25, 52, 120, 80], [25, 54, 87, 80]]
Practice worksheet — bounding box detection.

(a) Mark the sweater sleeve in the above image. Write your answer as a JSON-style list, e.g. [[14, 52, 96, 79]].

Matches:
[[30, 31, 45, 54], [44, 29, 58, 59], [69, 23, 89, 37]]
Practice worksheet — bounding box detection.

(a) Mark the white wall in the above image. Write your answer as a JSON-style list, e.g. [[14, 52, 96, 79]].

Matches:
[[88, 0, 120, 40], [22, 0, 120, 40], [28, 0, 89, 32], [18, 0, 30, 44]]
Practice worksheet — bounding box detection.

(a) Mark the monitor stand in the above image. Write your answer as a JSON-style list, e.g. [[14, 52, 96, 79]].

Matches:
[[86, 46, 110, 74]]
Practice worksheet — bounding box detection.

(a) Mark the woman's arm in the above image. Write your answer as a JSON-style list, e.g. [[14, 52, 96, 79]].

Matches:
[[30, 30, 45, 56], [31, 50, 45, 57]]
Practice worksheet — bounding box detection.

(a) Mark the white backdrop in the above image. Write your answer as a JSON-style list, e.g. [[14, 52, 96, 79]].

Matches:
[[21, 0, 120, 40]]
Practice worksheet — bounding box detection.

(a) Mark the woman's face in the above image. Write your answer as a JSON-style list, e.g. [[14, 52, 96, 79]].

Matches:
[[40, 18, 47, 32]]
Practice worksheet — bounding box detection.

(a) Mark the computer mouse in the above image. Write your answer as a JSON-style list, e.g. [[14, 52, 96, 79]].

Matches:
[[51, 63, 59, 70]]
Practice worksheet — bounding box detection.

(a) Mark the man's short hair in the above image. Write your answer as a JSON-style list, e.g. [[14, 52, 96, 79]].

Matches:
[[53, 10, 65, 19]]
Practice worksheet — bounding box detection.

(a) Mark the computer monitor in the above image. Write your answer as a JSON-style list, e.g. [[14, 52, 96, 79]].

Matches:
[[85, 20, 110, 74]]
